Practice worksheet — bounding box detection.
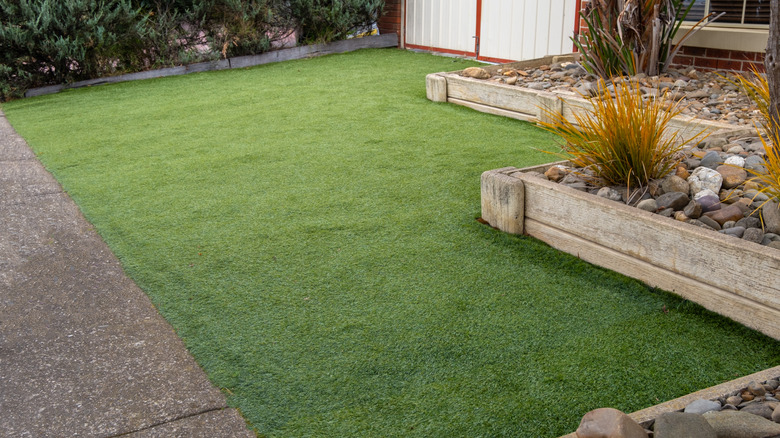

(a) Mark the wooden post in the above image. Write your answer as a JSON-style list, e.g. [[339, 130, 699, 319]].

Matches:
[[767, 0, 780, 132]]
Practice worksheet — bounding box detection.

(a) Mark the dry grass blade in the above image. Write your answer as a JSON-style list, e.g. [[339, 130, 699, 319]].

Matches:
[[537, 79, 701, 189]]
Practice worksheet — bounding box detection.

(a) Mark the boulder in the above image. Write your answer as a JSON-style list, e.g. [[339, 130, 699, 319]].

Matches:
[[653, 412, 716, 438], [702, 410, 780, 438], [576, 408, 648, 438]]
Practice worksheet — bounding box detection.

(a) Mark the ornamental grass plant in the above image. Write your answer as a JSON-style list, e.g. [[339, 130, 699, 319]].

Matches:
[[734, 70, 780, 205], [538, 78, 698, 190]]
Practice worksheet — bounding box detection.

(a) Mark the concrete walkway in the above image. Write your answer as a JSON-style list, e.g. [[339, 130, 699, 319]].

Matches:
[[0, 111, 254, 436]]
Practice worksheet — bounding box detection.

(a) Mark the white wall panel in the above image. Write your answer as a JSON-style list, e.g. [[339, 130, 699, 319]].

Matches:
[[405, 0, 576, 61], [405, 0, 476, 53], [480, 0, 577, 61]]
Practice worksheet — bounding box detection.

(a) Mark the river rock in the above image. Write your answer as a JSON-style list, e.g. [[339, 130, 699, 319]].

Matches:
[[704, 204, 746, 225], [695, 193, 722, 213], [688, 167, 723, 196], [545, 165, 569, 182], [683, 200, 703, 219], [762, 202, 780, 234], [462, 67, 491, 79], [773, 404, 780, 422], [576, 408, 648, 438], [716, 165, 747, 189], [727, 395, 744, 406], [739, 402, 774, 420], [656, 192, 690, 211], [725, 155, 746, 167], [697, 215, 722, 230], [653, 412, 716, 438], [721, 226, 746, 238], [685, 399, 722, 415], [597, 187, 624, 202], [742, 227, 764, 243], [637, 199, 658, 212], [700, 151, 723, 169], [748, 381, 768, 396], [702, 410, 780, 438], [662, 175, 690, 194]]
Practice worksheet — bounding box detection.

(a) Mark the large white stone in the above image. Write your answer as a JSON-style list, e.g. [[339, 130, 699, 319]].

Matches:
[[724, 155, 746, 167], [688, 167, 723, 197]]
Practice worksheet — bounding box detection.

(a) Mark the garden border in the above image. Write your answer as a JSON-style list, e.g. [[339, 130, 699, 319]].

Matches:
[[425, 55, 757, 141], [557, 365, 780, 437], [481, 160, 780, 341], [24, 33, 399, 98]]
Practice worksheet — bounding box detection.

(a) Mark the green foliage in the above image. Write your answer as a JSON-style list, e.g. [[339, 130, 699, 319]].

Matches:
[[290, 0, 385, 44], [574, 0, 716, 78], [0, 0, 146, 99], [196, 0, 295, 58], [0, 0, 387, 98], [5, 50, 779, 437], [539, 79, 699, 188]]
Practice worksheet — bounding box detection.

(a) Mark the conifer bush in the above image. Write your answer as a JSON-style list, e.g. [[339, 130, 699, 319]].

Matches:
[[0, 0, 146, 98]]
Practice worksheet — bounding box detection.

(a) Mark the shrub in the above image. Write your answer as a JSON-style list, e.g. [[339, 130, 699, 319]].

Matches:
[[0, 0, 146, 98], [196, 0, 296, 58], [290, 0, 385, 45], [537, 79, 698, 189]]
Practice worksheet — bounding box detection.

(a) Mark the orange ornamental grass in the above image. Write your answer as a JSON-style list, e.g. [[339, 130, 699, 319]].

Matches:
[[732, 70, 780, 206], [538, 78, 700, 189], [747, 117, 780, 207]]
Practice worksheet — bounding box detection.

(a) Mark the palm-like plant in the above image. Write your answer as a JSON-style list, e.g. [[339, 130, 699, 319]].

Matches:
[[574, 0, 722, 78]]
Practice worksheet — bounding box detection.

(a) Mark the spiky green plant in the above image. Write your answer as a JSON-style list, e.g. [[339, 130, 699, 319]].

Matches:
[[573, 0, 720, 78], [538, 79, 699, 189]]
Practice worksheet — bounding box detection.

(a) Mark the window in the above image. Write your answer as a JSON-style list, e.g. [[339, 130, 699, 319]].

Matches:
[[686, 0, 769, 25]]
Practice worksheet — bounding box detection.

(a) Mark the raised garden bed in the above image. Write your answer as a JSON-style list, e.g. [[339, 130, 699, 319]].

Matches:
[[425, 54, 756, 141], [481, 159, 780, 341], [557, 365, 780, 437]]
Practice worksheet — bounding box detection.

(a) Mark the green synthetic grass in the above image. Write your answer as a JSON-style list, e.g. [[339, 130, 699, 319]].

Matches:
[[4, 49, 779, 437]]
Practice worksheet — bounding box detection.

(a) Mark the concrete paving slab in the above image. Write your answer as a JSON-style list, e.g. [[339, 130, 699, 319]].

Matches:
[[124, 408, 255, 437], [0, 110, 253, 436]]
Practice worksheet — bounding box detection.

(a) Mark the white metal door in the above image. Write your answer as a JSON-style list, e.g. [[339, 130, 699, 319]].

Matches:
[[478, 0, 578, 62], [405, 0, 477, 56], [404, 0, 578, 62]]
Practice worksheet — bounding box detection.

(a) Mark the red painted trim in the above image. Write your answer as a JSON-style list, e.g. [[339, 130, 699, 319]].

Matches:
[[402, 0, 407, 48], [573, 0, 582, 52], [478, 55, 517, 64], [475, 0, 483, 58], [405, 43, 476, 57]]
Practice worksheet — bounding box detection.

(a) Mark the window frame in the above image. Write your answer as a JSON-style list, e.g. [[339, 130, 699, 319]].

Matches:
[[685, 0, 769, 29]]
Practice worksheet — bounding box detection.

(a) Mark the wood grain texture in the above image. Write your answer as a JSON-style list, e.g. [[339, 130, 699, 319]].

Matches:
[[445, 75, 542, 116], [516, 173, 780, 312], [525, 218, 780, 340]]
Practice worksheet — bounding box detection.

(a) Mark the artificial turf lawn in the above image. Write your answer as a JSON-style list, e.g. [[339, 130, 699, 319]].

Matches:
[[4, 48, 779, 437]]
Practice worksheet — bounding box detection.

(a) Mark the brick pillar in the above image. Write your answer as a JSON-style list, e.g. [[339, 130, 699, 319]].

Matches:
[[378, 0, 402, 45]]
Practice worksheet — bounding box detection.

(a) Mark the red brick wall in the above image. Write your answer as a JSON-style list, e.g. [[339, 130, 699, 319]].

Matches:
[[378, 0, 402, 43], [671, 47, 765, 72], [577, 0, 763, 73]]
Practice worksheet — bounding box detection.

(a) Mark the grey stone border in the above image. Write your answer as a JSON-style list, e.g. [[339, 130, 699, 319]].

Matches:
[[24, 33, 399, 98], [558, 365, 780, 437]]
